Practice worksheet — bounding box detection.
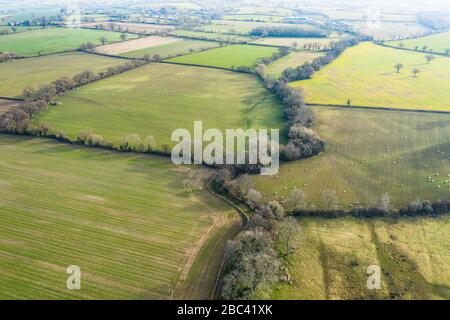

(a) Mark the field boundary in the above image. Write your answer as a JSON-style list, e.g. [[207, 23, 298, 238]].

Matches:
[[374, 42, 450, 57], [158, 60, 236, 72], [0, 96, 25, 101], [306, 103, 450, 115], [84, 50, 138, 60]]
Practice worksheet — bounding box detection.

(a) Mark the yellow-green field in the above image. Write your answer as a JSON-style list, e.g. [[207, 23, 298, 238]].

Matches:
[[0, 135, 241, 299], [291, 42, 450, 111], [252, 107, 450, 209], [33, 63, 285, 150], [167, 44, 280, 69], [0, 52, 124, 97], [269, 217, 450, 300], [266, 51, 324, 77], [387, 31, 450, 55]]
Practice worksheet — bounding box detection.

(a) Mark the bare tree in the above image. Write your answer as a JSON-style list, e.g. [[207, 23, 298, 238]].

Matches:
[[425, 54, 435, 64], [277, 217, 300, 256], [411, 68, 420, 78], [322, 189, 338, 210], [120, 33, 127, 41], [99, 37, 107, 45], [286, 189, 306, 211]]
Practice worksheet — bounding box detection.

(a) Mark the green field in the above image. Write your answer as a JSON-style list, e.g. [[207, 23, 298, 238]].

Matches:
[[387, 31, 450, 55], [167, 44, 280, 69], [349, 21, 430, 41], [0, 52, 124, 97], [266, 51, 324, 77], [291, 42, 450, 111], [0, 28, 137, 56], [0, 135, 240, 299], [269, 217, 450, 300], [169, 30, 252, 43], [0, 26, 40, 35], [33, 63, 285, 150], [252, 107, 450, 209], [251, 36, 342, 48], [121, 39, 220, 59]]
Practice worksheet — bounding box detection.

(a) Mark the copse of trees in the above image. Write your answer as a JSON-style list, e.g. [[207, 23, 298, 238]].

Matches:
[[250, 26, 327, 38], [0, 52, 22, 63]]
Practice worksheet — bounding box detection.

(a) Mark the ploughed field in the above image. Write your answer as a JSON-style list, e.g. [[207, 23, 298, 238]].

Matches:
[[0, 52, 125, 97], [33, 63, 285, 150], [291, 42, 450, 112], [0, 28, 137, 56], [252, 107, 450, 209], [0, 135, 241, 299]]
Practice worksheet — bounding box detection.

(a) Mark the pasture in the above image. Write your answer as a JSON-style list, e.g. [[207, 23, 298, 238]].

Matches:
[[387, 31, 450, 55], [269, 217, 450, 300], [0, 135, 241, 299], [33, 63, 285, 150], [266, 51, 324, 77], [0, 28, 137, 56], [291, 42, 450, 111], [94, 36, 181, 55], [252, 107, 450, 209], [0, 52, 124, 97], [194, 21, 320, 35], [167, 44, 280, 69], [120, 39, 220, 59]]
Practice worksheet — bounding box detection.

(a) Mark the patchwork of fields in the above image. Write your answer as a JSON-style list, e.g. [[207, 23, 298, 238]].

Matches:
[[252, 107, 450, 209], [269, 217, 450, 300], [81, 22, 176, 34], [121, 39, 220, 59], [167, 44, 280, 69], [0, 52, 124, 97], [291, 42, 450, 111], [33, 63, 285, 149], [387, 31, 450, 54], [0, 28, 137, 56], [0, 135, 241, 299]]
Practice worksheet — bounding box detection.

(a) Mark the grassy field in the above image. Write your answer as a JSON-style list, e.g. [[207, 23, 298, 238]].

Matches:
[[33, 63, 285, 150], [0, 26, 41, 35], [167, 44, 280, 69], [251, 37, 340, 48], [387, 31, 450, 54], [291, 42, 450, 111], [0, 52, 124, 97], [252, 107, 450, 209], [266, 51, 324, 77], [193, 21, 320, 35], [169, 30, 252, 43], [0, 135, 241, 299], [121, 39, 220, 59], [269, 217, 450, 300], [0, 28, 137, 56]]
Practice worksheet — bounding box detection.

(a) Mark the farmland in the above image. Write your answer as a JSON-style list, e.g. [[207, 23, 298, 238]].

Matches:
[[268, 217, 450, 300], [167, 44, 280, 69], [251, 37, 341, 48], [252, 107, 450, 209], [169, 30, 252, 43], [0, 135, 241, 299], [120, 39, 220, 59], [81, 22, 176, 34], [291, 42, 450, 111], [349, 21, 430, 40], [33, 63, 285, 149], [0, 99, 19, 116], [0, 52, 124, 97], [94, 36, 181, 55], [0, 28, 137, 56], [266, 51, 324, 77], [387, 31, 450, 54]]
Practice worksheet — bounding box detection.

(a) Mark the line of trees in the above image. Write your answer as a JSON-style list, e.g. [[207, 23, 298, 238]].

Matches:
[[280, 38, 359, 82], [0, 59, 150, 135], [0, 52, 22, 63], [215, 170, 299, 299], [250, 26, 327, 38]]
